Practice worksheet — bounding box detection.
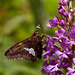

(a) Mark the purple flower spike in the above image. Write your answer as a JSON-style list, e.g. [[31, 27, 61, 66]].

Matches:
[[59, 20, 65, 27], [59, 0, 67, 6], [42, 0, 75, 75], [63, 11, 69, 17]]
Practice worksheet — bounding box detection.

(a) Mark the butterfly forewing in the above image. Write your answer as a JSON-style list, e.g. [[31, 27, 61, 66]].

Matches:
[[5, 31, 43, 62]]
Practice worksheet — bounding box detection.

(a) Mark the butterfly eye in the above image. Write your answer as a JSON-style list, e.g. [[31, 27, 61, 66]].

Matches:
[[32, 31, 38, 36], [33, 33, 37, 36]]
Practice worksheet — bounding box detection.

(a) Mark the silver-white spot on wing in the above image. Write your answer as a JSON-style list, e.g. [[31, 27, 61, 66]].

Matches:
[[24, 47, 35, 56]]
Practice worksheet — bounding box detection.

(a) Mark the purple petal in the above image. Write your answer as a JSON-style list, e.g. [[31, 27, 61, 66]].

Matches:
[[59, 0, 67, 6], [42, 40, 48, 44], [67, 67, 75, 73], [55, 50, 62, 55], [73, 58, 75, 65], [44, 67, 50, 73], [53, 37, 59, 41], [59, 20, 65, 27], [64, 11, 69, 17], [42, 51, 50, 59], [62, 54, 68, 58], [45, 34, 51, 39], [47, 65, 54, 70], [60, 42, 70, 49], [41, 68, 47, 74], [49, 16, 59, 27], [53, 16, 58, 21], [58, 6, 62, 10], [73, 23, 75, 28], [45, 23, 51, 29], [58, 28, 65, 35], [49, 16, 58, 23], [69, 29, 75, 41], [55, 28, 65, 37], [51, 64, 60, 72], [55, 31, 59, 36], [43, 60, 48, 66], [52, 54, 57, 60], [67, 50, 73, 55], [59, 9, 64, 15]]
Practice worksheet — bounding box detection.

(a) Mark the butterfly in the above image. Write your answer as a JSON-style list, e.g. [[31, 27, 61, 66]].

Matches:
[[5, 29, 44, 62]]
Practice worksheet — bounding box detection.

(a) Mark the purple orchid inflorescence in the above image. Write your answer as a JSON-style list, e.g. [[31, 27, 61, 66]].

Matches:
[[42, 0, 75, 75]]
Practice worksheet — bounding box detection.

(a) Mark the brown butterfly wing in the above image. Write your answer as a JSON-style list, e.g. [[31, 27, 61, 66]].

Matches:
[[5, 38, 39, 62]]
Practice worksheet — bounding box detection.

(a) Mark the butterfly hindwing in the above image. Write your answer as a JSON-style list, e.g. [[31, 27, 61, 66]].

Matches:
[[37, 42, 42, 59], [5, 31, 43, 62]]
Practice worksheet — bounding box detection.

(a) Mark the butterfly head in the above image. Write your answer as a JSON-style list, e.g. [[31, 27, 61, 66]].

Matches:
[[32, 31, 39, 37], [32, 25, 41, 36]]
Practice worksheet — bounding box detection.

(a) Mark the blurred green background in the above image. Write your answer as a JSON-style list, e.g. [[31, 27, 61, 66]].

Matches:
[[0, 0, 60, 75]]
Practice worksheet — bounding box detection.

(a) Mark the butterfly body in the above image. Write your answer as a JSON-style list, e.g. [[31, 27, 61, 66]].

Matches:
[[5, 31, 43, 62]]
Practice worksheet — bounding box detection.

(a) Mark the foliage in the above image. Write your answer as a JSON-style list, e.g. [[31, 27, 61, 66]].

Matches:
[[0, 0, 59, 75]]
